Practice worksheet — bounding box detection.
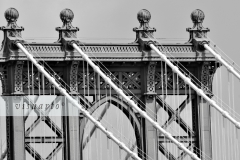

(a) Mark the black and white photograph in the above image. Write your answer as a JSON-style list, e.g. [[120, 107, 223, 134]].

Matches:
[[0, 0, 240, 160]]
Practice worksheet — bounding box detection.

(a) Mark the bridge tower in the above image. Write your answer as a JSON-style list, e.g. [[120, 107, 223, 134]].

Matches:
[[0, 8, 217, 160]]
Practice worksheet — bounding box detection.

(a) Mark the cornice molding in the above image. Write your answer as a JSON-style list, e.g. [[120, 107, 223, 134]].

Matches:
[[0, 42, 215, 62]]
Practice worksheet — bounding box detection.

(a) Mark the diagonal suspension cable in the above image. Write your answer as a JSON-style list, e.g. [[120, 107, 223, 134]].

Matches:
[[76, 40, 212, 159], [21, 42, 152, 160], [207, 36, 240, 74], [9, 37, 208, 159], [204, 44, 240, 80], [143, 32, 240, 128], [146, 34, 240, 123], [148, 43, 240, 130], [15, 35, 202, 159], [71, 42, 201, 160], [15, 42, 142, 160]]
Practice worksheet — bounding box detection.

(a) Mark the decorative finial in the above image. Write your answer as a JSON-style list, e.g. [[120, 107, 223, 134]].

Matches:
[[1, 7, 23, 31], [0, 8, 24, 52], [4, 8, 19, 23], [190, 9, 205, 30], [137, 9, 151, 28], [136, 9, 153, 31], [60, 8, 74, 29], [56, 8, 79, 53], [3, 8, 22, 30], [186, 9, 209, 43], [133, 9, 156, 43], [56, 8, 79, 43]]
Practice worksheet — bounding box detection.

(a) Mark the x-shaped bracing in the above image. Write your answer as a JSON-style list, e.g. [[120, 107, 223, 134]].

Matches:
[[24, 95, 92, 160], [24, 96, 63, 160], [156, 95, 196, 159]]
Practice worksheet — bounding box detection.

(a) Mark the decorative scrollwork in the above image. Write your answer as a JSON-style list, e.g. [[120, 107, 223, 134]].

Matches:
[[70, 61, 79, 93], [14, 61, 24, 94], [0, 64, 8, 94], [201, 62, 217, 97], [147, 62, 156, 93]]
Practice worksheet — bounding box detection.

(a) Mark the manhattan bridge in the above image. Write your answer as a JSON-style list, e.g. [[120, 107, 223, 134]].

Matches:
[[0, 7, 240, 160]]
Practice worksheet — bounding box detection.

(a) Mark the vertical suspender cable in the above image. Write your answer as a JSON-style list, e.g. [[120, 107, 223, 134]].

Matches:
[[32, 62, 34, 95], [177, 72, 180, 158], [227, 72, 231, 159], [213, 63, 218, 160], [232, 74, 238, 160], [173, 70, 176, 156], [189, 76, 192, 154], [165, 62, 169, 159]]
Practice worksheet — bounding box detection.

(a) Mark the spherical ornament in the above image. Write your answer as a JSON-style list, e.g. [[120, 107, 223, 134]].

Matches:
[[191, 9, 205, 23], [137, 9, 151, 23], [4, 8, 19, 22], [60, 8, 74, 23]]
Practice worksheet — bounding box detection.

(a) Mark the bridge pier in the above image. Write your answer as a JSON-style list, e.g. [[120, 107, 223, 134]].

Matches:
[[62, 96, 80, 160], [62, 61, 81, 159], [197, 96, 212, 159], [4, 96, 25, 160], [143, 62, 158, 160]]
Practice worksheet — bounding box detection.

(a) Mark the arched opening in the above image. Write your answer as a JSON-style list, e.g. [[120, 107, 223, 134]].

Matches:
[[80, 96, 142, 160]]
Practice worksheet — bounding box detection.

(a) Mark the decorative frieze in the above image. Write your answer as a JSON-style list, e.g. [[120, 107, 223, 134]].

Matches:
[[24, 45, 63, 53], [20, 45, 194, 54]]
